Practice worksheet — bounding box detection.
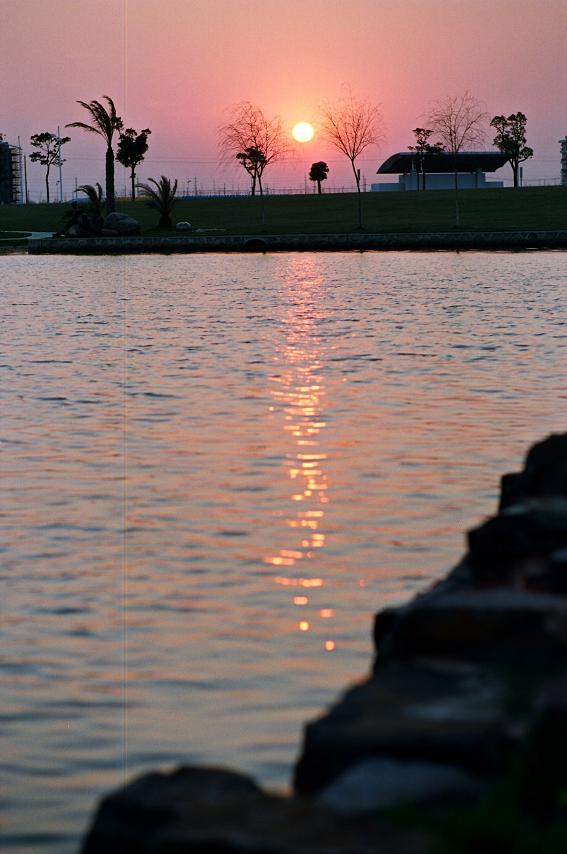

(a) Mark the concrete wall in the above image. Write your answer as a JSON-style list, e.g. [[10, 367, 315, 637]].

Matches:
[[372, 171, 504, 192]]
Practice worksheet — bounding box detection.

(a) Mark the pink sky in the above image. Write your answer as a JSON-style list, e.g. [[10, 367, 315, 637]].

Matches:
[[2, 0, 566, 199]]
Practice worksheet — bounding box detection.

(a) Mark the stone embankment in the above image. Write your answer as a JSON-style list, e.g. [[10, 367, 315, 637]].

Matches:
[[82, 434, 567, 854], [28, 230, 567, 254]]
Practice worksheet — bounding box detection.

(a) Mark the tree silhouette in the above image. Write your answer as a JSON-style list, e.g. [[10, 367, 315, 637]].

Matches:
[[219, 102, 289, 196], [408, 128, 444, 191], [428, 91, 487, 161], [490, 112, 533, 188], [29, 132, 70, 203], [74, 183, 104, 235], [136, 176, 178, 227], [116, 127, 152, 200], [236, 147, 268, 196], [320, 94, 382, 193], [309, 161, 329, 194], [66, 96, 123, 213], [428, 91, 488, 224]]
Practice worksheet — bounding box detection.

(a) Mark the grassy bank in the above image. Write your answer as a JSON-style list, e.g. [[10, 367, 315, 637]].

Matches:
[[1, 186, 566, 236]]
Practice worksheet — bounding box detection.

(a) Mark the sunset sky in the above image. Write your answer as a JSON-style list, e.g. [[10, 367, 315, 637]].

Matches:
[[2, 0, 566, 199]]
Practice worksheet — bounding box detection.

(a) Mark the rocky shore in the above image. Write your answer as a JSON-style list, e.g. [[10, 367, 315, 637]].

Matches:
[[28, 229, 567, 254], [81, 434, 567, 854]]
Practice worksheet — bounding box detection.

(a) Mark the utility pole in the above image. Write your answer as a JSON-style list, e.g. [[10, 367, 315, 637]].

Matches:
[[23, 154, 29, 204], [357, 169, 363, 229], [57, 126, 64, 202]]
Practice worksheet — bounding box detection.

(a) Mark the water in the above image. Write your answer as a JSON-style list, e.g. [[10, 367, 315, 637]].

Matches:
[[1, 251, 565, 852]]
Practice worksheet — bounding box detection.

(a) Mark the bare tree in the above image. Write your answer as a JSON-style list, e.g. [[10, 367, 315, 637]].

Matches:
[[219, 102, 289, 196], [427, 91, 488, 224], [320, 94, 382, 193], [428, 91, 487, 180]]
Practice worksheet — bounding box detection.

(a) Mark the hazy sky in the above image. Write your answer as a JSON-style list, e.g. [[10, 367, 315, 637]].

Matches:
[[2, 0, 566, 198]]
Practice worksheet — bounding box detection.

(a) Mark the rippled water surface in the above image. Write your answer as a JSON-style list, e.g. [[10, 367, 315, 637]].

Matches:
[[1, 251, 566, 851]]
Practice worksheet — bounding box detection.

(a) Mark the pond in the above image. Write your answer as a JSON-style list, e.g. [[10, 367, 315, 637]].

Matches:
[[1, 250, 565, 852]]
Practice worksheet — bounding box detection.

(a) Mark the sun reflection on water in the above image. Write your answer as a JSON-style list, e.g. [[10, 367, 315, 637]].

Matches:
[[264, 258, 336, 651]]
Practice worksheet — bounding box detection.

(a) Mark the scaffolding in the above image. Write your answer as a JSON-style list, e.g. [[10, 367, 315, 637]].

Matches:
[[0, 141, 23, 203], [560, 137, 567, 186]]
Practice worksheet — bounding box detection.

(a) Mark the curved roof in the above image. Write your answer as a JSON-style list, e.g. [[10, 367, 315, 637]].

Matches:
[[377, 151, 508, 174]]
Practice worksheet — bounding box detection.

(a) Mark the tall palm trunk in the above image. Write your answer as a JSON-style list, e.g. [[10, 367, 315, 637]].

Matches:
[[106, 146, 115, 212]]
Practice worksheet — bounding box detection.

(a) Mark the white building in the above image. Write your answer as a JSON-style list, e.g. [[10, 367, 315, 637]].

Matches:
[[372, 151, 507, 192]]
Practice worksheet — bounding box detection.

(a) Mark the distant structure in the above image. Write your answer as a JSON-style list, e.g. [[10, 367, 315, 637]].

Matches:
[[0, 140, 23, 204], [560, 137, 567, 186], [372, 151, 507, 192]]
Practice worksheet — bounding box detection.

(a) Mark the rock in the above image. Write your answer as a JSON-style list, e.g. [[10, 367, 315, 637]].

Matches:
[[318, 758, 482, 814], [377, 588, 567, 670], [550, 548, 567, 594], [500, 434, 567, 511], [81, 766, 261, 853], [175, 221, 192, 231], [373, 607, 401, 652], [294, 660, 515, 795], [467, 499, 567, 582], [516, 675, 567, 811], [103, 212, 141, 235], [81, 764, 430, 854]]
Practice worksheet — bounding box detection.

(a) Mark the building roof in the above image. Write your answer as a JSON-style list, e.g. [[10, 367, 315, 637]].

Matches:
[[377, 151, 508, 174]]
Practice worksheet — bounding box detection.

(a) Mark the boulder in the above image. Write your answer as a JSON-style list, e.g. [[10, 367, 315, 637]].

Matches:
[[500, 433, 567, 510], [467, 499, 567, 582], [516, 676, 567, 810], [377, 588, 567, 669], [550, 548, 567, 594], [81, 765, 430, 854], [294, 660, 515, 795], [318, 758, 481, 814], [103, 212, 141, 235]]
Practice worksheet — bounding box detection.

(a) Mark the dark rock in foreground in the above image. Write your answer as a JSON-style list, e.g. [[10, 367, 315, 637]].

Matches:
[[81, 766, 430, 854], [82, 433, 567, 852], [295, 433, 567, 798]]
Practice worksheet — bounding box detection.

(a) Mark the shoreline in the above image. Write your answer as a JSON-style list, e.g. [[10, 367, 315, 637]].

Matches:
[[28, 229, 567, 254], [82, 433, 567, 853]]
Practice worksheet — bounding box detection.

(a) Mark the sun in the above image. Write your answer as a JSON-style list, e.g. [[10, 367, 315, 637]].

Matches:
[[292, 122, 315, 143]]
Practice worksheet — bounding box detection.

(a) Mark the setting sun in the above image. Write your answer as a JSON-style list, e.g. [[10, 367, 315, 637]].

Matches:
[[292, 122, 315, 143]]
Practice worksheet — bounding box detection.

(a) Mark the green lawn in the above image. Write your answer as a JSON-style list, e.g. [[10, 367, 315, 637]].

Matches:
[[0, 186, 565, 236]]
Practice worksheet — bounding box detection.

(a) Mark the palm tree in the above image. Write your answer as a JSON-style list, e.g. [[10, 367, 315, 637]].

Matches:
[[136, 176, 178, 227], [75, 183, 104, 234], [66, 96, 123, 213]]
